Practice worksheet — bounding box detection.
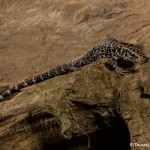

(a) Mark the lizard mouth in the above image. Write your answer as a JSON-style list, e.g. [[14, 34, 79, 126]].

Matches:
[[140, 57, 148, 64]]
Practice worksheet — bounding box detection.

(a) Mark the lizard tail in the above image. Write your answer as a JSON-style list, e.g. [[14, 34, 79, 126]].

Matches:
[[0, 63, 72, 101]]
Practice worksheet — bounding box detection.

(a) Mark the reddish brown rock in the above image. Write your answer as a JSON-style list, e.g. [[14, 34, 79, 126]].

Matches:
[[0, 0, 150, 150]]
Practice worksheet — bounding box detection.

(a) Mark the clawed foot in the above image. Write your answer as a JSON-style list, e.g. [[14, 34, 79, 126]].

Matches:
[[115, 67, 130, 77]]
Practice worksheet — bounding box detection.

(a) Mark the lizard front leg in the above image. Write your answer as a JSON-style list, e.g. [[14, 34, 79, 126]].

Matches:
[[106, 56, 129, 76]]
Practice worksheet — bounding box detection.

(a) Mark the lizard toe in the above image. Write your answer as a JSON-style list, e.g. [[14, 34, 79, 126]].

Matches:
[[115, 68, 130, 77]]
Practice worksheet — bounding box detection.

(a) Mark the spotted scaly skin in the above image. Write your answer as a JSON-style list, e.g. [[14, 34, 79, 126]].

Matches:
[[0, 38, 148, 101]]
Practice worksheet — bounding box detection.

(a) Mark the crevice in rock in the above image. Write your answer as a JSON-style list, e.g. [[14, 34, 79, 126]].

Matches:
[[139, 85, 150, 99], [43, 111, 131, 150]]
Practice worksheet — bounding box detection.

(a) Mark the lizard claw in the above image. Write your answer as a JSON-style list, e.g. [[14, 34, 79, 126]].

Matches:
[[115, 67, 130, 77]]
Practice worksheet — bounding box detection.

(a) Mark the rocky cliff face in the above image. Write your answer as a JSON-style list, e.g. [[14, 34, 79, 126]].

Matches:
[[0, 60, 150, 150], [0, 0, 150, 150]]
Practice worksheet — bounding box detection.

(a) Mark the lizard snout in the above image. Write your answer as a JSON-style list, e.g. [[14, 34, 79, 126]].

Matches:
[[141, 56, 148, 64]]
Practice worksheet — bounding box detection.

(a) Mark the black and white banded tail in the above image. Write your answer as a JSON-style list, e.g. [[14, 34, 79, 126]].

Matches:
[[0, 63, 72, 101]]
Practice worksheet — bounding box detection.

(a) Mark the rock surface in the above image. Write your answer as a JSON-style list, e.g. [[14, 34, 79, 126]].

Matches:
[[0, 0, 150, 82], [0, 60, 150, 150], [0, 0, 150, 150]]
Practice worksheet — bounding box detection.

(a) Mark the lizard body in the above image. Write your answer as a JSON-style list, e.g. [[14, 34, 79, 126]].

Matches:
[[0, 38, 148, 101]]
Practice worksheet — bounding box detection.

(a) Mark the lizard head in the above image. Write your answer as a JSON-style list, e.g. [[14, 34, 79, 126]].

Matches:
[[138, 55, 148, 64], [130, 45, 148, 64], [123, 43, 148, 64]]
